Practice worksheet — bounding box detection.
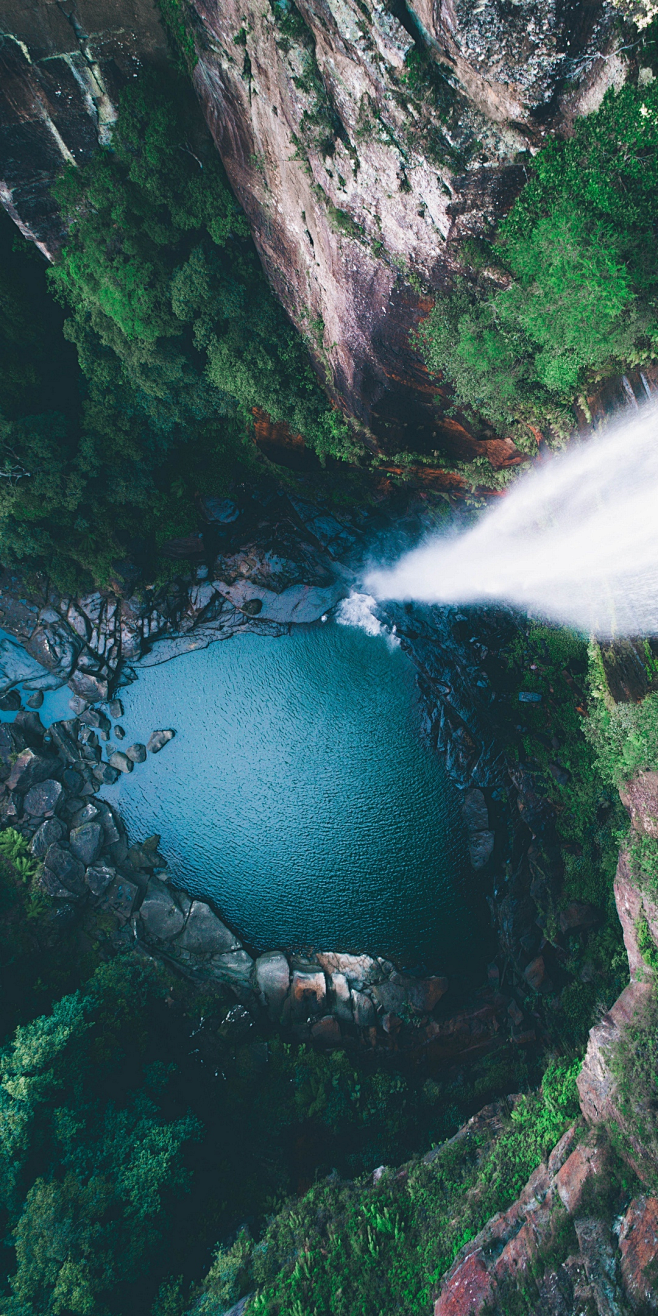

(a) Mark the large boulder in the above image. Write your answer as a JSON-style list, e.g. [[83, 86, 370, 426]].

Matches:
[[351, 990, 376, 1028], [43, 843, 86, 897], [174, 900, 240, 955], [290, 969, 327, 1020], [147, 729, 175, 754], [107, 750, 133, 774], [139, 878, 186, 942], [7, 749, 55, 793], [85, 865, 116, 897], [316, 951, 384, 984], [255, 950, 290, 1019], [618, 1196, 658, 1312], [23, 780, 63, 817], [31, 816, 66, 857], [69, 823, 103, 867], [97, 876, 139, 924], [208, 950, 254, 987]]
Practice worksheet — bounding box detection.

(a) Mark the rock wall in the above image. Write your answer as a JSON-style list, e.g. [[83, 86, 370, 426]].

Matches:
[[190, 0, 623, 448], [0, 0, 168, 256]]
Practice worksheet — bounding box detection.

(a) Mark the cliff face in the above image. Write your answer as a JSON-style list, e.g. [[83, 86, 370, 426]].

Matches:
[[1, 1, 626, 451], [190, 0, 624, 449]]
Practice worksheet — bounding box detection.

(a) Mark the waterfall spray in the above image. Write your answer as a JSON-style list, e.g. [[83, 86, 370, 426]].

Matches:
[[366, 403, 658, 637]]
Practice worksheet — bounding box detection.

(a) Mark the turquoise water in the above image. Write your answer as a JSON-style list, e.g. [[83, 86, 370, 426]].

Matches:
[[98, 621, 481, 969]]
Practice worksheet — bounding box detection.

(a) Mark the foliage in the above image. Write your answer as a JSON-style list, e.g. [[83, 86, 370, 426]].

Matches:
[[419, 74, 658, 436], [586, 640, 658, 787], [0, 69, 356, 589], [218, 1060, 580, 1316]]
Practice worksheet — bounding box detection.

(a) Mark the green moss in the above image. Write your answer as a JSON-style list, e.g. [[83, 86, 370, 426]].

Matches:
[[155, 0, 198, 71], [637, 910, 658, 971]]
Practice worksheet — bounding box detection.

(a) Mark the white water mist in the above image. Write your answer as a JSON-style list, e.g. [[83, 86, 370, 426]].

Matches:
[[367, 403, 658, 637]]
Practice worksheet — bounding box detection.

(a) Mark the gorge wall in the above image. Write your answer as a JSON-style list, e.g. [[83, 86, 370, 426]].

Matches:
[[0, 0, 630, 454]]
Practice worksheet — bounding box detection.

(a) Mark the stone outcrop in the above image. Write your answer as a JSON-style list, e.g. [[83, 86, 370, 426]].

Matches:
[[190, 0, 622, 447]]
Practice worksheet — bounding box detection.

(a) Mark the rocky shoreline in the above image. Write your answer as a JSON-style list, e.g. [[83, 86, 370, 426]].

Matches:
[[0, 480, 622, 1061]]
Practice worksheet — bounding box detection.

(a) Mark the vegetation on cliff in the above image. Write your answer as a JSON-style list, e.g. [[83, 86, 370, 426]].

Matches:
[[0, 71, 356, 591], [420, 55, 658, 444]]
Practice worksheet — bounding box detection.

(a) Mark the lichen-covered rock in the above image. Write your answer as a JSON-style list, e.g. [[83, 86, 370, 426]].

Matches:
[[7, 748, 55, 793], [69, 822, 103, 867], [31, 816, 66, 856], [84, 864, 116, 897]]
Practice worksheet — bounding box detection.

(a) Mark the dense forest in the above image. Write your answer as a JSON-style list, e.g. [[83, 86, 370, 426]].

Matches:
[[0, 5, 658, 1314]]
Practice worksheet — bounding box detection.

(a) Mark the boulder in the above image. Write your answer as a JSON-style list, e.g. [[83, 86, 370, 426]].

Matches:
[[291, 969, 327, 1019], [126, 743, 146, 763], [351, 989, 376, 1028], [468, 831, 495, 870], [43, 844, 86, 897], [175, 900, 240, 955], [69, 670, 109, 703], [98, 876, 138, 923], [618, 1196, 658, 1312], [114, 726, 125, 740], [14, 710, 46, 744], [139, 878, 186, 941], [26, 691, 44, 709], [462, 788, 489, 832], [62, 768, 83, 794], [316, 951, 383, 984], [85, 864, 116, 897], [99, 764, 120, 785], [255, 950, 290, 1019], [31, 816, 66, 857], [109, 698, 124, 719], [330, 971, 353, 1023], [558, 901, 600, 934], [371, 981, 407, 1015], [523, 955, 546, 992], [7, 748, 55, 793], [208, 950, 254, 987], [23, 780, 63, 817], [69, 822, 103, 867], [41, 868, 83, 901], [70, 803, 100, 829], [405, 976, 449, 1014], [310, 1015, 342, 1046], [107, 750, 133, 774], [147, 729, 175, 754]]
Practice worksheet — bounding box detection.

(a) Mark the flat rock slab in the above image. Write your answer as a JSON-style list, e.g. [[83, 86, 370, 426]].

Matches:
[[24, 779, 63, 817], [207, 950, 254, 986], [619, 1195, 658, 1311], [213, 577, 345, 624], [98, 876, 139, 923], [468, 831, 495, 870], [175, 899, 240, 955]]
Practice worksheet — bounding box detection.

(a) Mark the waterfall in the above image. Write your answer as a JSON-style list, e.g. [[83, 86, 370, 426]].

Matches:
[[366, 403, 658, 637]]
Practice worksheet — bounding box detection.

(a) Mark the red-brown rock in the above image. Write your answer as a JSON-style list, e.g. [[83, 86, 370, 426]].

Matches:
[[434, 1250, 495, 1316], [619, 770, 658, 839], [619, 1195, 658, 1311]]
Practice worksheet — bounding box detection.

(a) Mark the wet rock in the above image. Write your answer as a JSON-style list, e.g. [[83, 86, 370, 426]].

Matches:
[[7, 748, 55, 793], [255, 950, 290, 1020], [31, 816, 66, 857], [98, 876, 139, 923], [107, 750, 133, 774], [69, 823, 103, 867], [49, 721, 80, 764], [26, 691, 44, 709], [44, 844, 86, 897], [462, 788, 489, 831], [618, 1196, 658, 1312], [405, 976, 449, 1014], [240, 598, 262, 616], [147, 728, 175, 754], [0, 689, 22, 712], [70, 803, 100, 828], [85, 864, 116, 897], [175, 900, 240, 955], [126, 743, 146, 764], [109, 699, 124, 719], [573, 1217, 625, 1316], [311, 1015, 342, 1046], [139, 878, 186, 941], [351, 990, 376, 1028], [14, 710, 46, 744], [69, 670, 109, 703], [468, 831, 495, 870], [291, 969, 327, 1019], [24, 780, 63, 817], [619, 769, 658, 838], [99, 764, 120, 785], [114, 725, 125, 740]]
